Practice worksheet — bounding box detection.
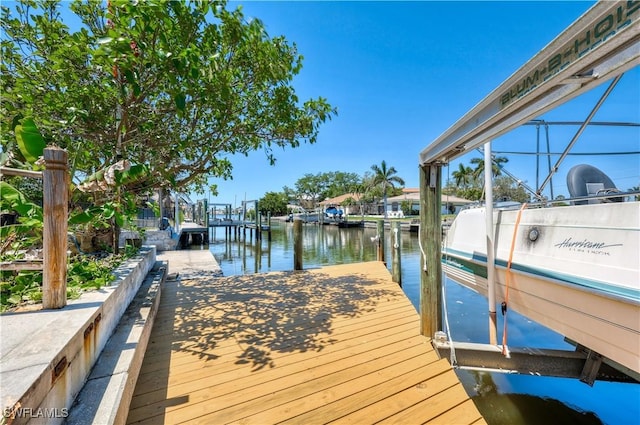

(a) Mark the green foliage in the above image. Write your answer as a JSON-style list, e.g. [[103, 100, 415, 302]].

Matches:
[[0, 158, 140, 312], [0, 250, 136, 312], [445, 156, 529, 202], [370, 160, 405, 195], [259, 192, 288, 216], [0, 271, 43, 308], [370, 160, 405, 218], [451, 163, 474, 189], [1, 0, 336, 195], [493, 176, 530, 203], [0, 181, 43, 243], [245, 209, 256, 220], [292, 171, 361, 207], [68, 200, 131, 229], [324, 171, 361, 198], [67, 256, 116, 290], [14, 117, 46, 166], [469, 155, 508, 181], [400, 200, 415, 216], [294, 173, 326, 207]]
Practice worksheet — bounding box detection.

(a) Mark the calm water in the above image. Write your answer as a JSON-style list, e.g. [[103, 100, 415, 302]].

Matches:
[[205, 221, 639, 425]]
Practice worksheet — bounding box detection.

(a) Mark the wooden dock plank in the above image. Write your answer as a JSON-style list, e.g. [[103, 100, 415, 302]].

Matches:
[[426, 399, 486, 424], [279, 352, 450, 424], [377, 384, 475, 424], [173, 342, 431, 424], [129, 328, 425, 421], [135, 316, 419, 396], [126, 261, 485, 425]]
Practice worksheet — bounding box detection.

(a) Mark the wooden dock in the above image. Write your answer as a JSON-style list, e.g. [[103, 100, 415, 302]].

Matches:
[[126, 261, 486, 424]]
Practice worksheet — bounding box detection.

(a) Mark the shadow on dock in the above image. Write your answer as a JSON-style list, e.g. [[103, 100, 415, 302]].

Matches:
[[127, 262, 486, 424]]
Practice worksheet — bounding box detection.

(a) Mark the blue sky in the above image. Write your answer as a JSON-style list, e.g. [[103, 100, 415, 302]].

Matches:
[[205, 1, 639, 206]]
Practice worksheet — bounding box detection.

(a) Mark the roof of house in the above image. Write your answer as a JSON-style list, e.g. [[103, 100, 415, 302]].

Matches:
[[319, 192, 363, 206], [386, 192, 472, 204], [320, 191, 472, 205]]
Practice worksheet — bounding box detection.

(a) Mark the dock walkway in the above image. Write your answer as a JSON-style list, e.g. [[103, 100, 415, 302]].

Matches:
[[126, 256, 485, 424]]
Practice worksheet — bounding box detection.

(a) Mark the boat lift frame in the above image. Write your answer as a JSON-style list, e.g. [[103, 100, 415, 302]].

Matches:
[[419, 1, 639, 167], [417, 1, 640, 385]]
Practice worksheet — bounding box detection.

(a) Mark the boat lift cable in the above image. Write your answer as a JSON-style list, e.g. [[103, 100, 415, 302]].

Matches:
[[533, 122, 554, 199], [523, 120, 640, 127], [441, 162, 457, 367], [417, 224, 427, 272], [475, 148, 543, 202], [420, 215, 458, 367], [545, 123, 554, 201], [537, 73, 623, 198], [491, 150, 640, 156], [501, 203, 528, 359]]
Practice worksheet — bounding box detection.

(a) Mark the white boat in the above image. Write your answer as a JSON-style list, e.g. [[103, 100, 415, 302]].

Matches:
[[417, 1, 640, 381], [443, 198, 639, 375]]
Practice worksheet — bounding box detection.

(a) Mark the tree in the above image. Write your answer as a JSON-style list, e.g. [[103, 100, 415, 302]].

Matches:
[[324, 171, 361, 198], [1, 0, 335, 196], [294, 173, 326, 209], [470, 155, 509, 182], [493, 176, 530, 203], [370, 160, 405, 218], [452, 163, 474, 189], [258, 191, 288, 216]]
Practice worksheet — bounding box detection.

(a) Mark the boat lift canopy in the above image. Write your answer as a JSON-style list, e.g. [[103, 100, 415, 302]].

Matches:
[[419, 1, 640, 167]]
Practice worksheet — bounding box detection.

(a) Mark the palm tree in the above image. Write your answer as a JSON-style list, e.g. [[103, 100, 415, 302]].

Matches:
[[470, 155, 509, 202], [452, 163, 474, 188], [470, 155, 508, 182], [370, 160, 405, 218]]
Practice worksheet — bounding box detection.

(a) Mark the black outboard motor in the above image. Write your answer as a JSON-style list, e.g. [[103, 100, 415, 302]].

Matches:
[[159, 216, 170, 230], [566, 164, 624, 205]]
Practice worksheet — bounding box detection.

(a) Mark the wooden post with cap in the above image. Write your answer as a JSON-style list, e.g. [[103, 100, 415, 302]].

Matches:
[[42, 146, 69, 309], [293, 218, 303, 270], [376, 219, 385, 263], [419, 163, 442, 337]]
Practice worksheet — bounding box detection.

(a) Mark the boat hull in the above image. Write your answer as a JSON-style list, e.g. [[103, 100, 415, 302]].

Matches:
[[443, 201, 640, 374]]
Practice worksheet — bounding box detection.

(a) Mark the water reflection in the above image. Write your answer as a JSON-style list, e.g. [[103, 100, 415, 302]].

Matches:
[[207, 221, 638, 425]]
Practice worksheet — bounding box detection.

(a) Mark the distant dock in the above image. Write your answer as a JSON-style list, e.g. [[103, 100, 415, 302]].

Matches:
[[178, 220, 271, 247], [126, 257, 486, 424]]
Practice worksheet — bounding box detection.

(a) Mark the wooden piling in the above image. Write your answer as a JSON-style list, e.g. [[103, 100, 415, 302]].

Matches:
[[42, 147, 68, 309], [293, 218, 303, 270], [391, 221, 402, 286], [419, 164, 443, 338], [267, 212, 272, 241], [376, 219, 385, 264], [256, 201, 261, 241]]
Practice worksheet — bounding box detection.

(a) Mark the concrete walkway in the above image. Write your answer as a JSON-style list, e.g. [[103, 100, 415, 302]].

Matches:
[[157, 248, 222, 279]]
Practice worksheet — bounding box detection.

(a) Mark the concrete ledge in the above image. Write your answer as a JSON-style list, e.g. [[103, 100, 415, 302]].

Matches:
[[143, 230, 178, 252], [0, 247, 156, 425], [157, 249, 222, 279], [65, 261, 166, 425]]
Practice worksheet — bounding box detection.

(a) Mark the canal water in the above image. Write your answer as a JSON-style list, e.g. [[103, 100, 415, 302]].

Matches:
[[205, 221, 639, 425]]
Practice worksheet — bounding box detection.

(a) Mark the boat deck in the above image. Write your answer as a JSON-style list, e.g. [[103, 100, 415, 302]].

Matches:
[[126, 260, 486, 424]]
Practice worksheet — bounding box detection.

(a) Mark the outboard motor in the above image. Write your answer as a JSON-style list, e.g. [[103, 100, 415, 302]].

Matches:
[[566, 164, 623, 205]]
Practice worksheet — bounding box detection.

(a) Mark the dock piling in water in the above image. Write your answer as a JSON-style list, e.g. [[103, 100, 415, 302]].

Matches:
[[376, 219, 385, 263], [293, 218, 303, 270]]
